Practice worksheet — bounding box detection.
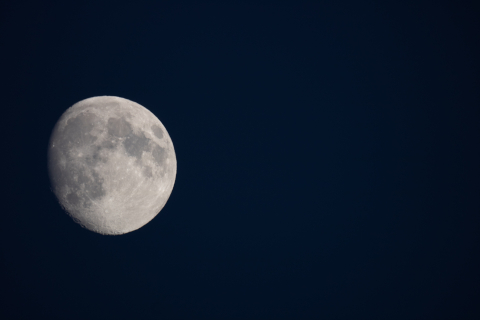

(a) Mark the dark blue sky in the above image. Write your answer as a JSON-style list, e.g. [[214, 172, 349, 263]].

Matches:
[[1, 1, 479, 319]]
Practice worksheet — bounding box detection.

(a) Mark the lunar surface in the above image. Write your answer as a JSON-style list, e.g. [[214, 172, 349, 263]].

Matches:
[[48, 96, 176, 235]]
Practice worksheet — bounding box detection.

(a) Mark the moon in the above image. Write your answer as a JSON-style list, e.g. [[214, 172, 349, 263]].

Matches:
[[48, 96, 177, 235]]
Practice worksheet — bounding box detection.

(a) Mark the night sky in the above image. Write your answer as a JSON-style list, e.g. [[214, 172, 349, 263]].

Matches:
[[1, 1, 480, 319]]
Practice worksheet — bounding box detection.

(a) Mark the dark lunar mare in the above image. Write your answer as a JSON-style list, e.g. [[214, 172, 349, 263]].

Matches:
[[123, 132, 151, 160], [152, 145, 167, 166], [49, 111, 168, 207], [107, 117, 132, 137], [48, 96, 177, 235], [49, 112, 170, 210], [107, 116, 168, 170], [151, 124, 164, 139]]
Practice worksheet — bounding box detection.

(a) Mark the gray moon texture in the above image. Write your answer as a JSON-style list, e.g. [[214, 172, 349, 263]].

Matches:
[[48, 96, 177, 235]]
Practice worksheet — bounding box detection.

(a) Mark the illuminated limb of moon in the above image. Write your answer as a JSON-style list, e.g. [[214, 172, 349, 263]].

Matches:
[[48, 96, 177, 235]]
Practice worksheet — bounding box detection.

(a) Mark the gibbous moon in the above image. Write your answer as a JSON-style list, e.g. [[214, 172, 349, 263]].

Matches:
[[48, 96, 177, 235]]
